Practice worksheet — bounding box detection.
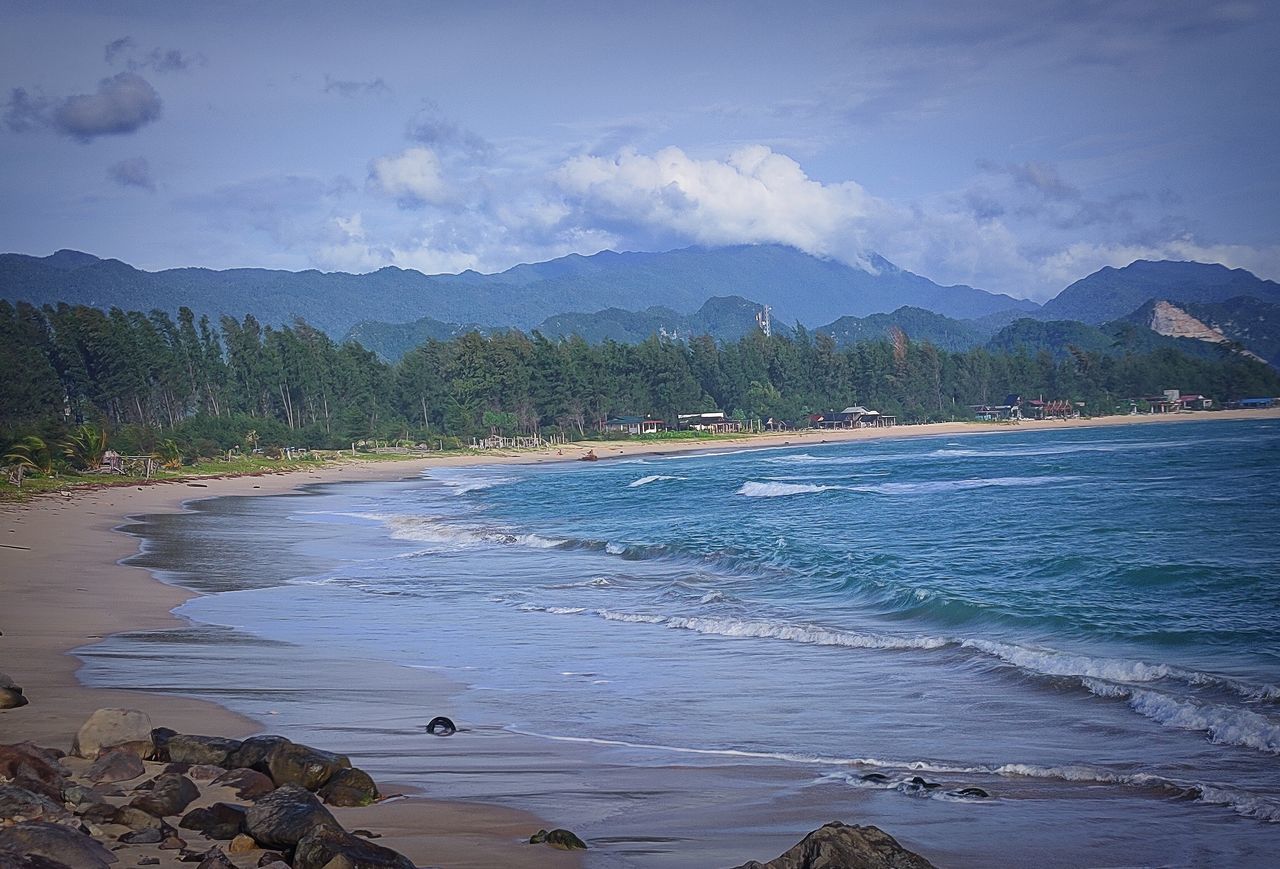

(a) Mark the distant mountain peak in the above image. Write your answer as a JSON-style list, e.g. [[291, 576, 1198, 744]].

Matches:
[[45, 249, 102, 270]]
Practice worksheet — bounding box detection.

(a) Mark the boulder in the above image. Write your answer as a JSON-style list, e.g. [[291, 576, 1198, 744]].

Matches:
[[0, 853, 76, 869], [72, 709, 154, 759], [77, 803, 120, 825], [166, 735, 243, 768], [0, 785, 66, 822], [732, 822, 936, 869], [292, 825, 415, 869], [529, 828, 587, 850], [0, 822, 117, 868], [178, 803, 247, 840], [210, 768, 275, 801], [317, 767, 379, 807], [267, 742, 350, 791], [0, 688, 28, 710], [186, 764, 227, 782], [0, 743, 69, 801], [149, 728, 177, 762], [195, 848, 235, 869], [256, 853, 288, 867], [225, 736, 291, 774], [160, 835, 188, 850], [119, 828, 163, 845], [85, 749, 145, 784], [244, 784, 339, 850], [129, 773, 199, 817], [111, 805, 164, 831], [227, 833, 256, 854]]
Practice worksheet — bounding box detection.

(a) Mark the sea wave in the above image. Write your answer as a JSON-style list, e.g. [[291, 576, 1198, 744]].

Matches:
[[737, 476, 1081, 497], [1082, 680, 1280, 754], [628, 474, 686, 488]]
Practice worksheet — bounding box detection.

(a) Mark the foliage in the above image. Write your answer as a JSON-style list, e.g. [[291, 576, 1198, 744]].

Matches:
[[61, 424, 108, 470]]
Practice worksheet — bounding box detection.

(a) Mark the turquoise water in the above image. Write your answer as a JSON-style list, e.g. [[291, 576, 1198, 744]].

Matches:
[[91, 419, 1280, 867]]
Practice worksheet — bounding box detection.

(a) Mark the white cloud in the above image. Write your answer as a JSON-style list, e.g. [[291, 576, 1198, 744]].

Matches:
[[368, 146, 450, 205], [554, 145, 880, 269]]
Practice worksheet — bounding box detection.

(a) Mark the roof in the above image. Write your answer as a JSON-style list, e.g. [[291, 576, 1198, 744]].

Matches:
[[605, 415, 662, 425]]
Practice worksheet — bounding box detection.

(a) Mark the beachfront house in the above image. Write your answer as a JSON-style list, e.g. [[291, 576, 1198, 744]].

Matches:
[[677, 411, 743, 433], [1176, 393, 1213, 411], [1024, 398, 1079, 420], [603, 415, 666, 435], [972, 394, 1022, 421], [809, 406, 897, 429]]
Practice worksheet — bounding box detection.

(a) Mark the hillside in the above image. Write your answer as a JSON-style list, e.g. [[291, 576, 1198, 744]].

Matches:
[[817, 306, 992, 351], [1039, 260, 1280, 324], [1123, 297, 1280, 367], [0, 244, 1037, 337], [987, 317, 1227, 361]]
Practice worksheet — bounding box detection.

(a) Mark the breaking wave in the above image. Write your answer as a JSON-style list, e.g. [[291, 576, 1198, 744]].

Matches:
[[628, 474, 686, 488]]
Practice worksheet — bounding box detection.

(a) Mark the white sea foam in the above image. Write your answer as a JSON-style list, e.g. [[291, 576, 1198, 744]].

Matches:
[[597, 610, 667, 624], [737, 476, 1079, 498], [1081, 680, 1280, 754], [662, 615, 949, 650], [628, 474, 685, 488], [737, 481, 839, 497]]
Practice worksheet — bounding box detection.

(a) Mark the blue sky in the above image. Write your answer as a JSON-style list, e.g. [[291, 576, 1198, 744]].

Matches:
[[1, 0, 1276, 300]]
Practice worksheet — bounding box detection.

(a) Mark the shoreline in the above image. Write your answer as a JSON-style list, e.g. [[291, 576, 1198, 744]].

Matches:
[[2, 406, 1278, 866]]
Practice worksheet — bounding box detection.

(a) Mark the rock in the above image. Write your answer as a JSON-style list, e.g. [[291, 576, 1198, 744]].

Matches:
[[185, 764, 226, 782], [119, 828, 163, 845], [78, 803, 120, 825], [258, 864, 290, 869], [317, 767, 379, 807], [111, 806, 164, 831], [165, 735, 242, 768], [267, 743, 350, 791], [210, 768, 275, 801], [0, 785, 65, 822], [137, 859, 160, 866], [731, 821, 936, 869], [63, 784, 99, 806], [244, 784, 339, 850], [292, 825, 415, 869], [954, 787, 990, 798], [906, 776, 941, 790], [72, 710, 154, 759], [0, 822, 118, 868], [0, 688, 28, 710], [227, 833, 256, 854], [225, 736, 291, 775], [159, 836, 187, 850], [129, 773, 199, 817], [257, 853, 288, 867], [860, 773, 890, 783], [179, 803, 247, 840], [529, 828, 587, 850], [0, 744, 68, 801], [195, 848, 235, 869], [425, 716, 456, 736], [163, 762, 192, 775], [86, 749, 146, 784]]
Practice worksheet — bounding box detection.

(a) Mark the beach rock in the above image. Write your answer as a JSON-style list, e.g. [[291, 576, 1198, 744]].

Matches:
[[860, 773, 890, 783], [195, 848, 235, 869], [731, 821, 936, 869], [78, 803, 120, 825], [160, 835, 187, 850], [0, 854, 76, 869], [0, 785, 66, 822], [86, 749, 146, 784], [179, 803, 247, 840], [111, 805, 164, 831], [137, 859, 160, 866], [954, 787, 990, 798], [267, 743, 350, 791], [425, 716, 455, 736], [227, 833, 256, 854], [72, 709, 154, 759], [63, 784, 99, 806], [258, 863, 289, 869], [186, 764, 227, 782], [0, 743, 68, 800], [529, 828, 588, 850], [317, 767, 379, 807], [119, 828, 163, 844], [225, 736, 291, 775], [210, 768, 275, 801], [166, 735, 242, 768], [244, 784, 339, 849], [0, 688, 28, 709], [129, 773, 199, 817], [0, 822, 117, 868], [292, 825, 415, 869], [256, 854, 288, 867]]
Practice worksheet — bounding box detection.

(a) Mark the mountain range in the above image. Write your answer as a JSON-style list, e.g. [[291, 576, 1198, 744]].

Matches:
[[3, 244, 1278, 368]]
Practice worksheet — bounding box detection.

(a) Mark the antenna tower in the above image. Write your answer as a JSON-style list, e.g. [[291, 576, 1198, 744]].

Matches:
[[756, 304, 772, 337]]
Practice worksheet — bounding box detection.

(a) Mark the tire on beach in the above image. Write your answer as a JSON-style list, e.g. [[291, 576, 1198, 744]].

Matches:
[[425, 716, 456, 736]]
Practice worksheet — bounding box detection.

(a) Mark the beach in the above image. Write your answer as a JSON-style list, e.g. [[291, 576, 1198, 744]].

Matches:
[[3, 406, 1279, 868]]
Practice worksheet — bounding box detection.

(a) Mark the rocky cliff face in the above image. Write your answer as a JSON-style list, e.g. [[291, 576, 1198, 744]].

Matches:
[[1146, 301, 1266, 362]]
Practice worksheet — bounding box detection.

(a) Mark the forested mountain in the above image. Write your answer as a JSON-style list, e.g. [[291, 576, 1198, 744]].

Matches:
[[5, 300, 1277, 460], [985, 317, 1233, 362], [818, 307, 993, 351], [1179, 297, 1280, 367], [0, 244, 1037, 336], [1039, 261, 1280, 324]]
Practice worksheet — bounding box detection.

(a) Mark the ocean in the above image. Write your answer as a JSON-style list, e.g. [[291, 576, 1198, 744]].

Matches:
[[85, 418, 1280, 867]]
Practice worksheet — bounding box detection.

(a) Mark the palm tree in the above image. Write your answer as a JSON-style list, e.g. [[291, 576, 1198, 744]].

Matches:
[[5, 435, 52, 488], [62, 424, 108, 470]]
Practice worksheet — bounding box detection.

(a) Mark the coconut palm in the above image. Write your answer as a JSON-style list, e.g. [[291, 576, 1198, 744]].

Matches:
[[61, 424, 108, 470]]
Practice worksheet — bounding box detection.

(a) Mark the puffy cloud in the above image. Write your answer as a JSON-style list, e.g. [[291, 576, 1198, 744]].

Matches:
[[105, 37, 200, 73], [554, 145, 879, 267], [3, 88, 49, 133], [406, 103, 491, 158], [368, 147, 450, 205], [52, 72, 162, 141], [107, 156, 155, 191]]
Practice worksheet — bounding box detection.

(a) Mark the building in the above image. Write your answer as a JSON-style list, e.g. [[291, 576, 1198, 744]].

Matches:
[[1025, 398, 1078, 420], [810, 406, 897, 429], [1176, 393, 1213, 411], [1226, 397, 1277, 409], [603, 415, 666, 435], [972, 394, 1022, 421], [677, 411, 743, 433]]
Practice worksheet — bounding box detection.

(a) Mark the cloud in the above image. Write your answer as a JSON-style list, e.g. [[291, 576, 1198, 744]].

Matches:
[[105, 37, 200, 73], [323, 75, 391, 98], [368, 147, 451, 205], [3, 88, 49, 133], [52, 73, 163, 141], [554, 145, 879, 267], [406, 103, 491, 157], [107, 156, 155, 191], [104, 36, 135, 65]]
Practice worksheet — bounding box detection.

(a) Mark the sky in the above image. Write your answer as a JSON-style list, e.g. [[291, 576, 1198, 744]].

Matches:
[[1, 0, 1277, 301]]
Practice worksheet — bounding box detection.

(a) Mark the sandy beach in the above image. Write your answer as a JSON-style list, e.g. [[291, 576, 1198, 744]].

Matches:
[[2, 406, 1278, 867]]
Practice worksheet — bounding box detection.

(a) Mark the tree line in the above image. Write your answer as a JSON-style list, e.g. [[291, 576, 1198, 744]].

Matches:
[[3, 299, 1277, 459]]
